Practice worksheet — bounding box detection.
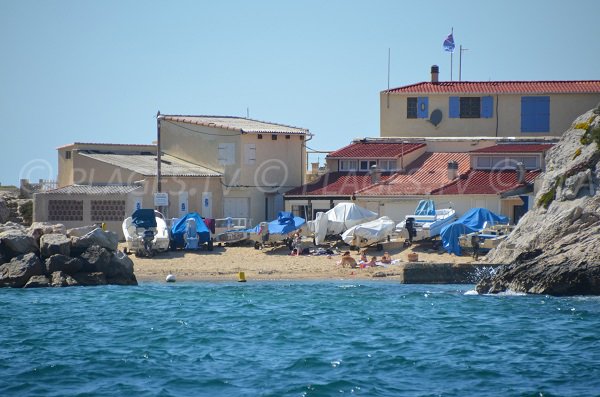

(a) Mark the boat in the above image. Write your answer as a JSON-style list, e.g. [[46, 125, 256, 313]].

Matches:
[[170, 212, 213, 251], [306, 202, 378, 245], [122, 209, 170, 257], [213, 217, 251, 245], [440, 208, 510, 256], [395, 200, 456, 245], [341, 216, 396, 251], [247, 211, 306, 250]]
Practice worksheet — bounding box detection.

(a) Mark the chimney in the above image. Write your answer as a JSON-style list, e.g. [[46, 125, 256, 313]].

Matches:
[[311, 162, 319, 175], [447, 160, 458, 180], [431, 65, 439, 83], [370, 164, 381, 184], [516, 162, 526, 184]]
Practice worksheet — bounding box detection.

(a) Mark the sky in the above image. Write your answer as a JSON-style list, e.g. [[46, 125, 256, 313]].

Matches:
[[1, 0, 599, 186]]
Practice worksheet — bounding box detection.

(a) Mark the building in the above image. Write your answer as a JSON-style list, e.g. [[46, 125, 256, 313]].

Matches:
[[380, 66, 600, 138], [39, 116, 310, 237]]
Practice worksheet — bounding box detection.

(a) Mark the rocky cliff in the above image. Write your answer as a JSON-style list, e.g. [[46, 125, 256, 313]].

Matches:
[[477, 106, 600, 295]]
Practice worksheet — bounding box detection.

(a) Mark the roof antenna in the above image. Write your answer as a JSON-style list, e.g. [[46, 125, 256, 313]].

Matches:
[[247, 107, 250, 118]]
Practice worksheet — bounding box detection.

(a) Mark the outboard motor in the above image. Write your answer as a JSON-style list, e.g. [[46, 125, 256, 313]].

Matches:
[[142, 229, 155, 257], [405, 217, 416, 244]]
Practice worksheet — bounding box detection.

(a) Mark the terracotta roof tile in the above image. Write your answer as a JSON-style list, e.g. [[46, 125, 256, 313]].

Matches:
[[355, 152, 471, 196], [285, 172, 394, 197], [384, 81, 600, 94], [432, 170, 541, 195], [471, 144, 554, 153], [328, 142, 426, 158]]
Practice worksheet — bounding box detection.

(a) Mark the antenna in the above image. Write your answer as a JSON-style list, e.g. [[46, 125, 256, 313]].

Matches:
[[246, 107, 249, 118], [459, 45, 469, 81], [387, 48, 391, 108]]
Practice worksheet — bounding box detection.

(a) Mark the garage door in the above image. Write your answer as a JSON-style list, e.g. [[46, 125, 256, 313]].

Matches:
[[224, 198, 250, 218]]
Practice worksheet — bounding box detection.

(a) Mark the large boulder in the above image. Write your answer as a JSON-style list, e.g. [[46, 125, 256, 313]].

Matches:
[[0, 229, 38, 260], [0, 253, 45, 288], [0, 221, 26, 233], [40, 233, 71, 258], [72, 272, 107, 286], [0, 198, 9, 223], [24, 275, 50, 288], [67, 225, 98, 238], [51, 271, 79, 287], [104, 251, 137, 285], [45, 254, 84, 275], [71, 228, 118, 254], [477, 107, 600, 295], [79, 245, 112, 273], [29, 222, 66, 236]]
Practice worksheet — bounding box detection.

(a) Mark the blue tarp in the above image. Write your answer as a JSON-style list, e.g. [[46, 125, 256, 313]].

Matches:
[[171, 212, 211, 249], [440, 208, 509, 256], [131, 209, 157, 229], [414, 199, 436, 216], [249, 211, 306, 235]]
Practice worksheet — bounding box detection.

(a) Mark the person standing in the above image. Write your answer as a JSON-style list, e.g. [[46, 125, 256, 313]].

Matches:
[[470, 233, 480, 261]]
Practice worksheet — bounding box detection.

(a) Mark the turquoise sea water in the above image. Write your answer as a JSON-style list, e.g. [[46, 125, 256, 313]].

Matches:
[[1, 282, 599, 397]]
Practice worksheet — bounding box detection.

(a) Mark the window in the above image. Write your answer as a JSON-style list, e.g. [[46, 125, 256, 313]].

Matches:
[[65, 151, 72, 159], [379, 160, 396, 171], [285, 135, 290, 140], [257, 134, 263, 139], [272, 134, 277, 140], [407, 97, 428, 119], [449, 96, 493, 118], [339, 160, 358, 171], [476, 156, 492, 168], [407, 98, 417, 119], [360, 160, 377, 171], [460, 97, 480, 118], [521, 96, 550, 133], [244, 144, 256, 165], [218, 143, 235, 165]]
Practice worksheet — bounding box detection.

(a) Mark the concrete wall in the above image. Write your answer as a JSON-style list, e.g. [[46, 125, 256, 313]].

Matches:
[[380, 92, 600, 138]]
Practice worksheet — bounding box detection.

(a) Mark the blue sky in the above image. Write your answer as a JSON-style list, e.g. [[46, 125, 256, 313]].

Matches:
[[1, 0, 599, 186]]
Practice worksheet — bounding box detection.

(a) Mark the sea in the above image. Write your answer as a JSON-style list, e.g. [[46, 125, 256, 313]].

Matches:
[[1, 282, 599, 397]]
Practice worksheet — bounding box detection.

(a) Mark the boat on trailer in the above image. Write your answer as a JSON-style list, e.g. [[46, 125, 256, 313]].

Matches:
[[396, 200, 456, 246]]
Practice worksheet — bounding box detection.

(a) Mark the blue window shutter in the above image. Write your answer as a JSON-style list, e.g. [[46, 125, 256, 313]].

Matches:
[[481, 96, 493, 118], [521, 96, 549, 133], [536, 96, 550, 132], [449, 96, 459, 118], [417, 97, 429, 118], [521, 97, 534, 132]]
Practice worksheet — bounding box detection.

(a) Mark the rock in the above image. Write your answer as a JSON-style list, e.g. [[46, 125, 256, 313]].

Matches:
[[0, 198, 9, 223], [0, 253, 45, 288], [72, 272, 107, 286], [478, 107, 600, 295], [29, 222, 66, 236], [104, 251, 137, 285], [0, 229, 38, 260], [71, 228, 118, 253], [50, 271, 79, 287], [45, 254, 84, 275], [79, 245, 112, 273], [40, 233, 71, 258], [24, 275, 50, 288], [67, 225, 98, 238]]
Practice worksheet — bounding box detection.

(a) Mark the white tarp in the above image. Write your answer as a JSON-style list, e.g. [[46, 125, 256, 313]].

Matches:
[[307, 202, 378, 245], [341, 216, 396, 247]]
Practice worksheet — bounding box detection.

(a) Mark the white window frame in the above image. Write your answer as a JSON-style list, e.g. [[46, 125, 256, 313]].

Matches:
[[339, 160, 358, 171], [378, 159, 396, 171], [359, 160, 377, 171]]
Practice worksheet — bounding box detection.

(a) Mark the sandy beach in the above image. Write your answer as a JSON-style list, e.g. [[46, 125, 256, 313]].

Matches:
[[129, 238, 477, 282]]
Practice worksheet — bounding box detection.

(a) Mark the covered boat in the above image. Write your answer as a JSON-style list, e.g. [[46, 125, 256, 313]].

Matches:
[[170, 212, 212, 250], [396, 200, 456, 244], [122, 209, 170, 257], [440, 208, 509, 256], [213, 217, 251, 245], [248, 211, 306, 250], [307, 202, 378, 245], [341, 216, 396, 251]]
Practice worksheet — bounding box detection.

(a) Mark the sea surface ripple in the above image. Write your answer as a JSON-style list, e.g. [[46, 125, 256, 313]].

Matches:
[[1, 282, 599, 396]]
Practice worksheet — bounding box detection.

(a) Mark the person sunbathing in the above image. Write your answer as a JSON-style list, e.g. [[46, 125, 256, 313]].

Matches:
[[380, 252, 393, 264], [361, 256, 378, 268]]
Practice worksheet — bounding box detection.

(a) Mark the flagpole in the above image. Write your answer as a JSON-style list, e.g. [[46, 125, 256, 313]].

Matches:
[[450, 27, 453, 81]]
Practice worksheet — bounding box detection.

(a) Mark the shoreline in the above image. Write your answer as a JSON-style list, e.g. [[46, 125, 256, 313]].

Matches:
[[128, 240, 491, 284]]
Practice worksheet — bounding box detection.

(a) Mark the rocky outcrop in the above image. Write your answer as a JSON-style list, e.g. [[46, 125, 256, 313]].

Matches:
[[0, 221, 137, 288], [477, 106, 600, 295], [0, 198, 9, 224]]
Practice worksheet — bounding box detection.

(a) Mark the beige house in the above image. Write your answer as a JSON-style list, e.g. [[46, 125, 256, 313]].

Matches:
[[380, 66, 600, 138], [41, 117, 310, 237]]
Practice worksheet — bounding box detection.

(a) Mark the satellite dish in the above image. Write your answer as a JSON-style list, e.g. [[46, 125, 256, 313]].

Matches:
[[429, 109, 443, 126]]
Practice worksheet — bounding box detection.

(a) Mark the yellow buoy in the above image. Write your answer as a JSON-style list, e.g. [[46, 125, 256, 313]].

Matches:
[[238, 271, 247, 282]]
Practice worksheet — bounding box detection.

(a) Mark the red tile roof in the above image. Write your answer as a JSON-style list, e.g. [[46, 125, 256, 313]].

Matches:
[[471, 144, 554, 153], [328, 142, 426, 158], [384, 81, 600, 94], [284, 172, 395, 197], [355, 152, 471, 196], [432, 169, 541, 195]]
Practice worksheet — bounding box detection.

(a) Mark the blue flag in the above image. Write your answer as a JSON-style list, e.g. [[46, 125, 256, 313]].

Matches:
[[443, 32, 455, 53]]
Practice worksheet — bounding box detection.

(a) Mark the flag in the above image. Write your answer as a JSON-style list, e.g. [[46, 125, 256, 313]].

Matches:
[[443, 32, 455, 53]]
